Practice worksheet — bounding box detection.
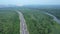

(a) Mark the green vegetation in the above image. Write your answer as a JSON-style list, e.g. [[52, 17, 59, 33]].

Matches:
[[46, 9, 60, 19], [38, 9, 60, 19], [0, 10, 20, 34], [19, 8, 60, 34], [0, 7, 60, 34]]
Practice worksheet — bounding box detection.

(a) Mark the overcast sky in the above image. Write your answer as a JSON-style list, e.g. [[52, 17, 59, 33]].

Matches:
[[0, 0, 60, 6]]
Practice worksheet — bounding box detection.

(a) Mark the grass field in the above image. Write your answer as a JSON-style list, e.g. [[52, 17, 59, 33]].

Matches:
[[19, 8, 60, 34], [0, 9, 20, 34]]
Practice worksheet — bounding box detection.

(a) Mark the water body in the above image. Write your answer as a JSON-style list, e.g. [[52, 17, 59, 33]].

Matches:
[[44, 12, 60, 24]]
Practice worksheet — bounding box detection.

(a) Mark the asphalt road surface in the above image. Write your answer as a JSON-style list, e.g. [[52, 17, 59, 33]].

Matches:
[[16, 11, 29, 34]]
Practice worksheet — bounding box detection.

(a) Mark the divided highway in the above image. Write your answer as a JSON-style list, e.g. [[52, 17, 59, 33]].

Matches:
[[16, 11, 29, 34]]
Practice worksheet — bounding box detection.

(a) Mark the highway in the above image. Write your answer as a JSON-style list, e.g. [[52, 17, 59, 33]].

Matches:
[[16, 11, 29, 34]]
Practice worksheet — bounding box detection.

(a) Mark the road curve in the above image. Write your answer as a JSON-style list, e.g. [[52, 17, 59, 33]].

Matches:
[[16, 11, 29, 34]]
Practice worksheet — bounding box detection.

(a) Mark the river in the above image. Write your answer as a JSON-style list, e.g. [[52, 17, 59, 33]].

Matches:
[[44, 12, 60, 24]]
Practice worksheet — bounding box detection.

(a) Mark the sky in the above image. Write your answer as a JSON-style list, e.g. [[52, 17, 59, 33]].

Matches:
[[0, 0, 60, 6]]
